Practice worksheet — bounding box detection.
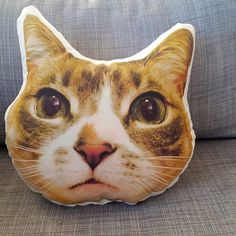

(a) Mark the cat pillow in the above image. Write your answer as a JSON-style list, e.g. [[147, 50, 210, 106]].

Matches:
[[5, 6, 195, 206]]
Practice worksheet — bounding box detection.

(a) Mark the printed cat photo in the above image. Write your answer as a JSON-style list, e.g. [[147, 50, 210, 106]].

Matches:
[[5, 6, 195, 206]]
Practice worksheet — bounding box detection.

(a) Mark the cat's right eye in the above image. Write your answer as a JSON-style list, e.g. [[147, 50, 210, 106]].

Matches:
[[36, 89, 69, 119]]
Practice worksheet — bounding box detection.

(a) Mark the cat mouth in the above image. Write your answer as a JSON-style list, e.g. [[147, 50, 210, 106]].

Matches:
[[69, 178, 117, 190]]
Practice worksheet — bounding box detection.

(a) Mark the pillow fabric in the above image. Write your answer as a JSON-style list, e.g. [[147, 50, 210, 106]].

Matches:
[[5, 6, 195, 206]]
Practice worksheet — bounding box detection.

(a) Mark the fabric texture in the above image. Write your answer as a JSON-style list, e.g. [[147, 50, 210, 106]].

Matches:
[[0, 0, 236, 144], [0, 139, 235, 235]]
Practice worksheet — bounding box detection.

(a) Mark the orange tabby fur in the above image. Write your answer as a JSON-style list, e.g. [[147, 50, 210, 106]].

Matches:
[[6, 14, 194, 205]]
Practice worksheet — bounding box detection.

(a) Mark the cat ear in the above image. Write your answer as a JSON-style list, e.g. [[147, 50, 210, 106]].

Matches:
[[143, 28, 194, 96], [23, 15, 66, 69]]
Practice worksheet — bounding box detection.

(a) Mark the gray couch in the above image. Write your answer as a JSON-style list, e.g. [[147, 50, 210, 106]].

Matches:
[[0, 0, 235, 235]]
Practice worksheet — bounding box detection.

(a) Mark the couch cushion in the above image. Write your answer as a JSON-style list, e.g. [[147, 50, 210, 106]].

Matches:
[[0, 139, 235, 235], [0, 0, 236, 144]]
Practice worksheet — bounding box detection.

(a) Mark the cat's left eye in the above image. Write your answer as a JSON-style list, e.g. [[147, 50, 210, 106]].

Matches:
[[130, 92, 166, 125], [36, 89, 69, 119]]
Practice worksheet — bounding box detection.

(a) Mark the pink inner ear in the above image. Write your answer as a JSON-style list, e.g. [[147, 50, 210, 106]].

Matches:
[[27, 62, 37, 72], [173, 76, 186, 96]]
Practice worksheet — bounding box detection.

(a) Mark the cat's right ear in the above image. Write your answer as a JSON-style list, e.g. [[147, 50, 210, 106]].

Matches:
[[23, 15, 66, 71]]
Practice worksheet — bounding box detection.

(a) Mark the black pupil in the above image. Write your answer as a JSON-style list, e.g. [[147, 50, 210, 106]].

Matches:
[[140, 98, 158, 121], [43, 95, 61, 116]]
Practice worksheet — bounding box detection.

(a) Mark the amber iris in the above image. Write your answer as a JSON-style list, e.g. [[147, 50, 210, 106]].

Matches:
[[131, 92, 166, 124], [36, 88, 69, 119]]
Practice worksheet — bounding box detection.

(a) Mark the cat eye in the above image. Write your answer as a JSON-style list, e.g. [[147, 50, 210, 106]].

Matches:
[[36, 89, 69, 119], [130, 92, 166, 124]]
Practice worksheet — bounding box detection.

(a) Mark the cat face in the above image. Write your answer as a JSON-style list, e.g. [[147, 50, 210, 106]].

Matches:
[[5, 10, 195, 205]]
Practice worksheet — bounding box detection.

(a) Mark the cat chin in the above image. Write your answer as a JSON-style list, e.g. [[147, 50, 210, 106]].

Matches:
[[33, 163, 187, 206], [42, 188, 167, 207], [37, 186, 154, 206]]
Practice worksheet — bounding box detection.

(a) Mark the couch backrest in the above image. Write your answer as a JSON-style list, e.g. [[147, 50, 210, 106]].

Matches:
[[0, 0, 236, 144]]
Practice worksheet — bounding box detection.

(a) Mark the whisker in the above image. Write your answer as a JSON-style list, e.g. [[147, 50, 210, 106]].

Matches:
[[137, 171, 167, 187], [6, 137, 47, 147], [21, 172, 41, 178], [12, 158, 40, 162], [18, 170, 38, 175], [30, 177, 49, 187], [138, 179, 158, 193], [145, 173, 169, 185], [133, 181, 149, 196], [134, 179, 151, 195], [141, 155, 189, 161], [39, 180, 56, 192], [20, 168, 40, 174], [21, 177, 43, 186], [151, 165, 183, 170], [43, 183, 56, 195], [133, 183, 146, 196], [149, 172, 172, 183], [152, 171, 176, 179], [17, 166, 38, 170], [12, 145, 42, 154], [143, 177, 163, 191], [20, 168, 39, 174], [7, 142, 43, 154]]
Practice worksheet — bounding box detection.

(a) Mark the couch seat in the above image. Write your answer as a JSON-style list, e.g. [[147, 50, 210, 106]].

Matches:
[[0, 139, 235, 235]]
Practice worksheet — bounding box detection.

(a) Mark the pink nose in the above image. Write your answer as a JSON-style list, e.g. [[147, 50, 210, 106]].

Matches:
[[74, 143, 116, 170]]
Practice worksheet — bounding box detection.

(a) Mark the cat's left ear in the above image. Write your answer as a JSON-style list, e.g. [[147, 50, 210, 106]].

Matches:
[[143, 27, 195, 97], [22, 14, 66, 70]]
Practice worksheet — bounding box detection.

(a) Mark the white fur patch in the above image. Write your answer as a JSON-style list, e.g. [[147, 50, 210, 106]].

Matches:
[[88, 85, 141, 153], [38, 85, 143, 191], [120, 90, 137, 117], [67, 93, 79, 115], [48, 85, 141, 153]]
